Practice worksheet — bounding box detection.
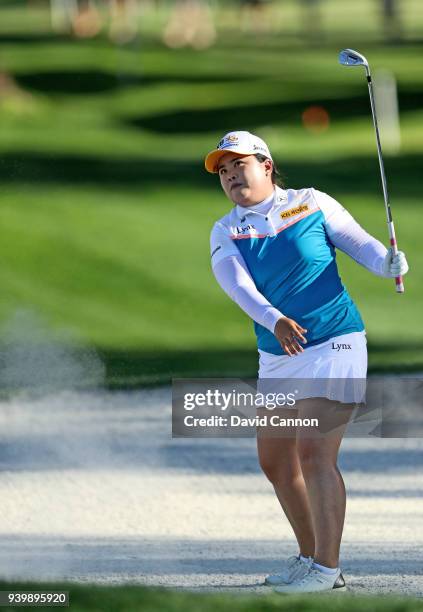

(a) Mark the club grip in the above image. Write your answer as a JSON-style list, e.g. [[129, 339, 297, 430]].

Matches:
[[390, 234, 405, 294], [395, 275, 404, 293]]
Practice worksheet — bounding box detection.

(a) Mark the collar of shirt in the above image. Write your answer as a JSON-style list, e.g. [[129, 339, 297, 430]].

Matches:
[[235, 186, 287, 221]]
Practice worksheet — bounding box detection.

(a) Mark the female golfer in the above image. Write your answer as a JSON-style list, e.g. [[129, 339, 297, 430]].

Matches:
[[205, 131, 409, 594]]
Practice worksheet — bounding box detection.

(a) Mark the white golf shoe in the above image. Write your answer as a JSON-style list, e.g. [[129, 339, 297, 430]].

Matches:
[[264, 555, 313, 586], [274, 567, 346, 594]]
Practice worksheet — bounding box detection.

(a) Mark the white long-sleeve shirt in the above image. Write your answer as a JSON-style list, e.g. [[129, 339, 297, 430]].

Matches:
[[210, 187, 387, 353]]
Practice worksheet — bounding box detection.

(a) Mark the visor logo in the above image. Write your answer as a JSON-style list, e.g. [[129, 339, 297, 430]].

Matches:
[[218, 134, 239, 149]]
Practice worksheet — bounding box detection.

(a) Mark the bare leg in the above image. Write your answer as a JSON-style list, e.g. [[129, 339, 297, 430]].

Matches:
[[296, 398, 355, 568], [256, 408, 315, 557]]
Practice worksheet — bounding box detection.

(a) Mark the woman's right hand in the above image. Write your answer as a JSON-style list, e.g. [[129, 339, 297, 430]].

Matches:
[[274, 317, 308, 357]]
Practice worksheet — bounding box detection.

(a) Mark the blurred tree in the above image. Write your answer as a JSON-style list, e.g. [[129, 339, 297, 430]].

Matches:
[[381, 0, 402, 42], [300, 0, 323, 43], [239, 0, 274, 34], [108, 0, 140, 43], [72, 0, 103, 37], [50, 0, 102, 37], [50, 0, 78, 33], [162, 0, 216, 49]]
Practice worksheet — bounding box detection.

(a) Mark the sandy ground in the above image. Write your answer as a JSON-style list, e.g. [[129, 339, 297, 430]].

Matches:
[[0, 387, 422, 596]]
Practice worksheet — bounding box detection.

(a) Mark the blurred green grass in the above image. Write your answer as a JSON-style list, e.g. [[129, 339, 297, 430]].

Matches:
[[2, 581, 423, 612], [0, 2, 422, 385]]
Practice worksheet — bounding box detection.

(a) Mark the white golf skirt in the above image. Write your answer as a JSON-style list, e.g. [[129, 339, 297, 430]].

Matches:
[[258, 331, 367, 405]]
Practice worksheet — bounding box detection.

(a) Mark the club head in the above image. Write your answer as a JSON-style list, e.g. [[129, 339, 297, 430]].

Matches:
[[339, 48, 369, 68]]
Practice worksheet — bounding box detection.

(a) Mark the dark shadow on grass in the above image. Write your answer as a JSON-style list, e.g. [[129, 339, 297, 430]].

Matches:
[[0, 33, 69, 45], [0, 31, 158, 51], [16, 70, 137, 94], [0, 152, 208, 187], [99, 348, 259, 388], [0, 151, 422, 198], [214, 33, 423, 51], [97, 343, 423, 389], [15, 70, 261, 95], [124, 89, 423, 134]]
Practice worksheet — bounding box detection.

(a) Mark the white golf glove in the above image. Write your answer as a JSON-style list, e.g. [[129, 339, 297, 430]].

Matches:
[[383, 248, 409, 278]]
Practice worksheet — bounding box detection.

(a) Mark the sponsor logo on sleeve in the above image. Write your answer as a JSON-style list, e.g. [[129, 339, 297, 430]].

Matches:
[[280, 204, 309, 219], [211, 245, 222, 258]]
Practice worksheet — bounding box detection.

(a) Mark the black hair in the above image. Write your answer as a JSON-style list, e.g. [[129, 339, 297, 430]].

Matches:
[[254, 153, 285, 188]]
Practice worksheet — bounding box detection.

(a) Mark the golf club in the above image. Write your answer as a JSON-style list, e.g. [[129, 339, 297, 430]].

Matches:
[[339, 48, 404, 294]]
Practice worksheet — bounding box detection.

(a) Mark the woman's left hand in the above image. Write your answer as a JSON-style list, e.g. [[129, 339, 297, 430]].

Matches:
[[383, 249, 409, 277]]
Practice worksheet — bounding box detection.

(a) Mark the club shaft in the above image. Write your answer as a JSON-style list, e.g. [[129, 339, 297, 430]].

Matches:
[[365, 71, 391, 222], [365, 68, 404, 293]]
